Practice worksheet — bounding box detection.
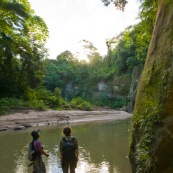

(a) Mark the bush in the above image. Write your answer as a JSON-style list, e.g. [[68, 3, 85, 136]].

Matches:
[[0, 97, 27, 115], [24, 87, 66, 108], [70, 97, 84, 106], [89, 96, 127, 109], [78, 102, 92, 111], [28, 99, 48, 111], [112, 100, 124, 108], [70, 97, 92, 111]]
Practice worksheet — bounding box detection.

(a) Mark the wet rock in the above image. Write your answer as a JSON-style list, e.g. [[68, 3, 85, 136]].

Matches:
[[58, 116, 69, 122], [0, 128, 7, 131], [22, 123, 32, 128], [13, 126, 25, 130]]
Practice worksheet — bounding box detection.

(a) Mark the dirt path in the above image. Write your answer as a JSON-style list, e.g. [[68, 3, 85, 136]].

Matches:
[[0, 109, 131, 131]]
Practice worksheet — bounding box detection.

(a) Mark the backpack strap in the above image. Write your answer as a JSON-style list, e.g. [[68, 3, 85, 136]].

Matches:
[[31, 140, 35, 150], [62, 136, 75, 142], [32, 140, 40, 157]]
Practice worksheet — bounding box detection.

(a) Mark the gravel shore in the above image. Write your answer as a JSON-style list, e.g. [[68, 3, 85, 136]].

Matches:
[[0, 109, 131, 131]]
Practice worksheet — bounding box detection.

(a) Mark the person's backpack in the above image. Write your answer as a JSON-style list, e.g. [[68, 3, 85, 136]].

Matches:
[[28, 141, 38, 161], [61, 137, 76, 161]]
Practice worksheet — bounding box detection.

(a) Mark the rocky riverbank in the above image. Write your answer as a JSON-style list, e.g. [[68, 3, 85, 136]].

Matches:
[[0, 109, 131, 131]]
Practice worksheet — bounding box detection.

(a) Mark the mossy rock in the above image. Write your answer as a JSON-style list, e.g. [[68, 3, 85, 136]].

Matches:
[[129, 0, 173, 172]]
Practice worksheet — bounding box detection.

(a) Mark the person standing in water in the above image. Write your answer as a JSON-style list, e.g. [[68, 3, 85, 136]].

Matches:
[[60, 126, 78, 173], [31, 130, 49, 173]]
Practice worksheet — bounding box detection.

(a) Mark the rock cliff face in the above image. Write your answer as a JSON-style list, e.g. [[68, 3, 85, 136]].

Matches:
[[112, 74, 131, 97], [127, 65, 143, 113], [130, 0, 173, 173], [65, 75, 132, 102]]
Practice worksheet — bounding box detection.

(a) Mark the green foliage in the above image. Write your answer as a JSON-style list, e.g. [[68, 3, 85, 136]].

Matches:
[[105, 24, 150, 76], [90, 96, 127, 109], [70, 97, 92, 111], [25, 87, 66, 108], [28, 99, 48, 111], [101, 0, 158, 76], [78, 102, 92, 111], [44, 30, 144, 109], [101, 0, 127, 11], [130, 65, 164, 172], [0, 97, 27, 115], [139, 0, 158, 28], [113, 98, 127, 108], [44, 44, 116, 103], [70, 97, 84, 106], [0, 0, 158, 113], [44, 52, 78, 97], [0, 86, 68, 114], [0, 0, 49, 97]]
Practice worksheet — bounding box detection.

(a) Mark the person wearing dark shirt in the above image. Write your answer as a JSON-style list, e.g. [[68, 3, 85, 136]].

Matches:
[[60, 126, 78, 173]]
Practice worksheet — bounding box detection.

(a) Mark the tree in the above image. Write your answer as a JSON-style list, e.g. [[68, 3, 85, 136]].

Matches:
[[56, 50, 77, 62], [105, 24, 148, 76], [44, 51, 79, 99], [101, 0, 127, 11], [0, 0, 48, 97]]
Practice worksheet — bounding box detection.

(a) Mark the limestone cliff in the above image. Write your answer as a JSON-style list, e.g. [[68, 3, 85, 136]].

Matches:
[[129, 0, 173, 173]]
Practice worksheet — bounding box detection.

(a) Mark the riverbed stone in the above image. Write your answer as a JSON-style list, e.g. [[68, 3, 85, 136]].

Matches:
[[13, 126, 25, 130]]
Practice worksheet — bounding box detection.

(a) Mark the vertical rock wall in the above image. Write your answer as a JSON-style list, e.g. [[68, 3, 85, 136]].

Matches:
[[130, 0, 173, 172], [127, 65, 143, 113]]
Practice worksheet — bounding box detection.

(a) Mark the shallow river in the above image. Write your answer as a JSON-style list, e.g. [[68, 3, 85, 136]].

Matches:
[[0, 119, 132, 173]]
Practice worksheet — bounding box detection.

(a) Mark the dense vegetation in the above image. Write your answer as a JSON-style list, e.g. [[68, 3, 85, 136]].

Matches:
[[0, 0, 157, 115]]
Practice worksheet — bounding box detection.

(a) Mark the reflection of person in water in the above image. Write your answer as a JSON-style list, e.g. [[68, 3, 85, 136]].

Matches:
[[31, 131, 49, 173], [60, 126, 78, 173]]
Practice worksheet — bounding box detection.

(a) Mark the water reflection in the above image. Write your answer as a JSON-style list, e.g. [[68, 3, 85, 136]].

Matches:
[[0, 119, 131, 173], [76, 159, 110, 173]]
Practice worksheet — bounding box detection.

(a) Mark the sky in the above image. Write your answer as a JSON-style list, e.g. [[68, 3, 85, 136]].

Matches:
[[28, 0, 140, 60]]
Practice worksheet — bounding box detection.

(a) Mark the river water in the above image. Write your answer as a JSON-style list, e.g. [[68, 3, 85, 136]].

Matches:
[[0, 119, 132, 173]]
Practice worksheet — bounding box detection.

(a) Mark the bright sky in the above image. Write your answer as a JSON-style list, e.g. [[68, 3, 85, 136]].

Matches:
[[28, 0, 140, 60]]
